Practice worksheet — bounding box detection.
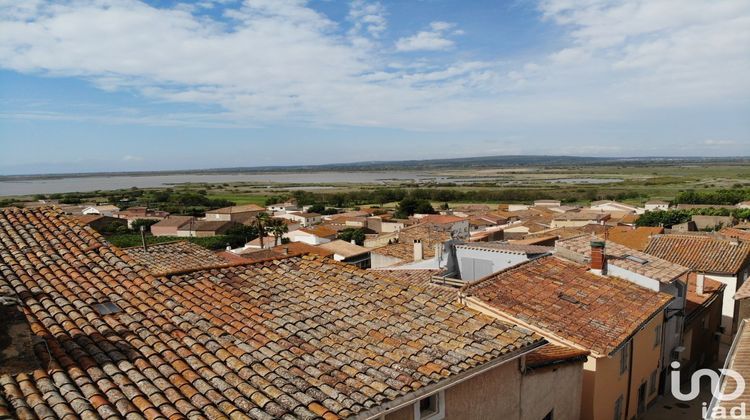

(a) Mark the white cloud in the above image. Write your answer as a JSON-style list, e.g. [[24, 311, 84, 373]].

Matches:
[[0, 0, 748, 134], [395, 21, 459, 52], [348, 0, 387, 37]]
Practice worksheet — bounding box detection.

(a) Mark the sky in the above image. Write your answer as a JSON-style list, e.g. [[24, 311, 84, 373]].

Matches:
[[0, 0, 749, 175]]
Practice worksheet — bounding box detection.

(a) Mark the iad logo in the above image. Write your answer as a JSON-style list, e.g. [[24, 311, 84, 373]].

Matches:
[[670, 361, 746, 419], [670, 361, 745, 402]]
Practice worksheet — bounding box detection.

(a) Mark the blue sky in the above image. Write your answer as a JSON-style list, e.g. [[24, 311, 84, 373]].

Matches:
[[1, 0, 749, 175]]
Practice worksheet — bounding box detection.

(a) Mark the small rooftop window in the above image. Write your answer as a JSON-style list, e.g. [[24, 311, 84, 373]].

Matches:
[[558, 293, 580, 305], [624, 254, 649, 265], [92, 301, 122, 316]]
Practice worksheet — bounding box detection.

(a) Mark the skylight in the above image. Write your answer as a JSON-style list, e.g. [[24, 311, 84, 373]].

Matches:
[[624, 255, 649, 265], [92, 301, 122, 316]]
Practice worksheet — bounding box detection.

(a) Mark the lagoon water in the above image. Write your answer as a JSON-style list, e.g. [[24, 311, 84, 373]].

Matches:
[[0, 172, 437, 196], [0, 171, 624, 196]]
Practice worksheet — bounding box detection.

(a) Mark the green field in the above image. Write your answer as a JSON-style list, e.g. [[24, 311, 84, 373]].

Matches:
[[205, 193, 269, 206]]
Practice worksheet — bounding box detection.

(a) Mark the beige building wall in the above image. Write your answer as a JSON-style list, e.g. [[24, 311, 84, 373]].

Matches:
[[628, 314, 663, 417], [582, 354, 629, 420], [521, 362, 583, 420], [384, 357, 583, 420], [580, 314, 664, 420]]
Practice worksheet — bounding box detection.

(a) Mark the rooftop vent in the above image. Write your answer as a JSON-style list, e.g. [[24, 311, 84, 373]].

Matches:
[[92, 301, 122, 316]]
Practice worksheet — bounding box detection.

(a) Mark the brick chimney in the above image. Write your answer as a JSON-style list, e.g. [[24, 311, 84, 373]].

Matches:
[[590, 240, 606, 275], [413, 239, 424, 261]]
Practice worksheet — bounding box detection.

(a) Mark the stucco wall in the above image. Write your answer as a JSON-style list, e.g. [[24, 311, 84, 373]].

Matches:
[[370, 253, 405, 268], [705, 273, 739, 337], [521, 362, 583, 420], [384, 357, 583, 420], [444, 360, 521, 420], [628, 314, 663, 417]]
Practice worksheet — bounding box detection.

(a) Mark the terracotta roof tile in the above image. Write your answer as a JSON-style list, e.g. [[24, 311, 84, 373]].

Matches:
[[0, 207, 543, 419], [604, 226, 664, 251], [645, 234, 750, 275], [525, 344, 589, 369], [556, 235, 689, 284], [462, 255, 673, 356], [124, 241, 231, 276]]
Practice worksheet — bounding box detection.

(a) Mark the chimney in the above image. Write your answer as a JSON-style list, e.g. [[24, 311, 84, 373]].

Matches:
[[696, 273, 705, 296], [590, 240, 606, 275], [351, 239, 356, 245], [413, 239, 424, 261], [730, 237, 740, 246], [226, 245, 231, 251], [434, 243, 443, 262], [282, 247, 289, 255]]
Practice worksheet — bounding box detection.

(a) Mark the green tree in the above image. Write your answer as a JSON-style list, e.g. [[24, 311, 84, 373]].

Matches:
[[337, 228, 366, 246]]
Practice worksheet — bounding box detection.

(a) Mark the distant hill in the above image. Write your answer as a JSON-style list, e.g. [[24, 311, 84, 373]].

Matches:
[[1, 155, 748, 180]]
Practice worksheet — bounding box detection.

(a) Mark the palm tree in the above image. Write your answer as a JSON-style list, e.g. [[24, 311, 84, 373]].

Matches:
[[255, 212, 270, 248], [267, 218, 289, 246]]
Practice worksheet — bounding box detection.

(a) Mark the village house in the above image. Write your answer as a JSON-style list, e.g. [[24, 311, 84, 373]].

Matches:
[[204, 203, 265, 222], [318, 239, 371, 268], [284, 225, 337, 245], [588, 200, 639, 214], [175, 219, 237, 237], [681, 273, 725, 377], [418, 214, 470, 240], [266, 200, 299, 214], [605, 226, 665, 252], [556, 236, 692, 394], [275, 211, 322, 227], [0, 207, 588, 420], [71, 214, 126, 233], [645, 234, 750, 340], [81, 204, 120, 216], [533, 199, 561, 207], [644, 200, 670, 212], [370, 223, 451, 269], [112, 206, 170, 228], [550, 212, 610, 229], [437, 242, 551, 283], [691, 214, 736, 230], [460, 255, 673, 420], [149, 214, 195, 237]]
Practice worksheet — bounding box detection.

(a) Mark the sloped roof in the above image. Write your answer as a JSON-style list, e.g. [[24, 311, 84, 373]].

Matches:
[[462, 255, 673, 356], [150, 215, 194, 228], [207, 204, 265, 214], [605, 226, 664, 252], [556, 235, 689, 284], [645, 234, 750, 275], [371, 224, 451, 263], [297, 225, 338, 238], [722, 228, 750, 241], [318, 240, 369, 258], [0, 207, 543, 419], [124, 240, 231, 276], [456, 242, 552, 255]]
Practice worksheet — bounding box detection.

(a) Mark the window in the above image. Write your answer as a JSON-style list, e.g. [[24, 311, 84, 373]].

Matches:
[[414, 391, 445, 420], [650, 370, 658, 395], [654, 325, 662, 348], [542, 410, 554, 420], [613, 395, 623, 420], [620, 342, 630, 375]]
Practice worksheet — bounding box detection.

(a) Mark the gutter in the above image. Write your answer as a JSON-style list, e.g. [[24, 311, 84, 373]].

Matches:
[[354, 339, 546, 420]]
